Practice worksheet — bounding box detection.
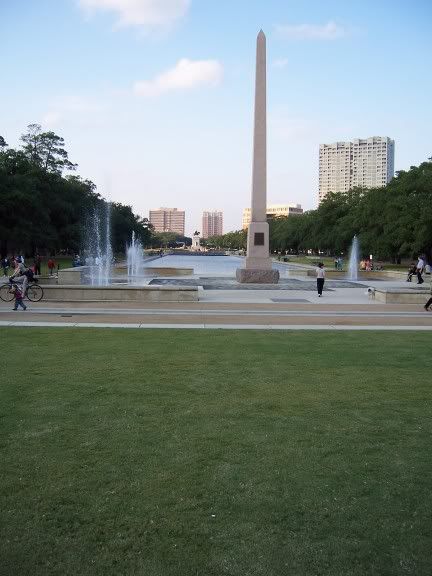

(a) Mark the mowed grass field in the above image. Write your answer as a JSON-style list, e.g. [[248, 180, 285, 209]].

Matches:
[[1, 328, 431, 575]]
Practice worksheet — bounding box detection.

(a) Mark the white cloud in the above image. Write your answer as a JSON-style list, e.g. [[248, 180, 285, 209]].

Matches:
[[275, 21, 347, 41], [78, 0, 190, 29], [134, 58, 223, 97], [272, 58, 288, 69]]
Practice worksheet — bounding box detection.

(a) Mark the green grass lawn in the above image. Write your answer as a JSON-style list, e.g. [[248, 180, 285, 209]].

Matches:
[[1, 329, 431, 576]]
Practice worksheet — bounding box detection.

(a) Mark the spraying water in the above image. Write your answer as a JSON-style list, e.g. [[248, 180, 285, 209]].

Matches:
[[348, 235, 359, 281], [126, 231, 144, 280], [85, 203, 113, 286]]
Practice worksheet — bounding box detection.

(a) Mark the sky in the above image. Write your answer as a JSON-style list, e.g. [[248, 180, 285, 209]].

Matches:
[[1, 0, 431, 235]]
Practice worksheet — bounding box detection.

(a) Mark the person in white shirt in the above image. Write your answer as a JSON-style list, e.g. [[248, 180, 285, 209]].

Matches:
[[416, 256, 425, 284], [316, 262, 325, 297]]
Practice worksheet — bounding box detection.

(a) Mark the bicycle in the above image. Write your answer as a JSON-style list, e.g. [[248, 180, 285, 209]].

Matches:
[[0, 278, 44, 303]]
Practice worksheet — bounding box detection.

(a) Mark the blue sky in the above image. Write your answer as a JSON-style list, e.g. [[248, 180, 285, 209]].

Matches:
[[1, 0, 431, 234]]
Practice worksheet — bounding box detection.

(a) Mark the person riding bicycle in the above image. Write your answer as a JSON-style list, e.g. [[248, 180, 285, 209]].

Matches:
[[9, 258, 31, 295]]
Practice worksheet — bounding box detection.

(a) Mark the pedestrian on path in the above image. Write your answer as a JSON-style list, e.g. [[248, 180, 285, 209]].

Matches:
[[11, 284, 27, 311], [34, 253, 42, 275], [416, 255, 425, 284], [48, 258, 56, 276], [316, 262, 325, 297], [424, 276, 432, 311]]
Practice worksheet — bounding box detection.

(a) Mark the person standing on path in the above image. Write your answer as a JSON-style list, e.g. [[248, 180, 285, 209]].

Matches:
[[34, 254, 42, 275], [316, 262, 325, 297], [416, 255, 425, 284]]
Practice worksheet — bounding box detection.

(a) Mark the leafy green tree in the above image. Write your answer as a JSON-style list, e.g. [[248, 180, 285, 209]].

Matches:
[[20, 123, 77, 174], [207, 229, 246, 250], [0, 126, 150, 257]]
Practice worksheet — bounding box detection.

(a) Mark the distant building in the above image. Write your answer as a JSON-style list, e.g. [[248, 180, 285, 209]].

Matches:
[[202, 211, 223, 238], [149, 207, 185, 235], [319, 136, 395, 203], [242, 204, 303, 230]]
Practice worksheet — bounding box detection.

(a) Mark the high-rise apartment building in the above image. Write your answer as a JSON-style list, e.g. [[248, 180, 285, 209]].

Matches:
[[319, 136, 395, 202], [202, 211, 223, 238], [149, 207, 185, 235], [242, 204, 303, 230]]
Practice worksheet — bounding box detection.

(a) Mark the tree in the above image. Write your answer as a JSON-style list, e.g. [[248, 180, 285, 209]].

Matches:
[[0, 127, 149, 256], [20, 123, 77, 174], [207, 229, 246, 250], [0, 136, 7, 148]]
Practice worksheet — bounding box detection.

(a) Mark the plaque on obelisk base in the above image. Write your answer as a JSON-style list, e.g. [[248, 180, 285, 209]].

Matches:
[[236, 30, 279, 284]]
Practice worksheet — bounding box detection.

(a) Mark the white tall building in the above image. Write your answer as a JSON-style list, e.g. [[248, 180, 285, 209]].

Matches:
[[319, 136, 395, 202], [242, 204, 303, 230]]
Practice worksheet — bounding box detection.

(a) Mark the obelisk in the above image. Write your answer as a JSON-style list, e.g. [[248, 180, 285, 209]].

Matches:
[[236, 30, 279, 284]]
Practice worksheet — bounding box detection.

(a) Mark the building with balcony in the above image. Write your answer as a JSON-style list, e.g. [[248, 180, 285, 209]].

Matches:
[[319, 136, 395, 202], [149, 207, 185, 235]]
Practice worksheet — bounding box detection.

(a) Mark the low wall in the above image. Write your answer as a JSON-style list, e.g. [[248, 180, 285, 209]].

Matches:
[[58, 266, 89, 285], [143, 267, 193, 276], [306, 270, 410, 280], [288, 268, 309, 277], [39, 284, 198, 302], [59, 265, 194, 283], [35, 275, 58, 285], [375, 288, 429, 304]]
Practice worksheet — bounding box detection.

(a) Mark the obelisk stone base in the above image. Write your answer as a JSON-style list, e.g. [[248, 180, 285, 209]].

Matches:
[[236, 268, 280, 284]]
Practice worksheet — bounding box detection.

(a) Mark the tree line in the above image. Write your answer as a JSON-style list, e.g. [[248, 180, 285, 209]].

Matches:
[[0, 125, 188, 257], [207, 158, 432, 261]]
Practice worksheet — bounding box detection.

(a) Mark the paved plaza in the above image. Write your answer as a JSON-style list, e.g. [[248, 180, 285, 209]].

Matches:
[[1, 273, 431, 330]]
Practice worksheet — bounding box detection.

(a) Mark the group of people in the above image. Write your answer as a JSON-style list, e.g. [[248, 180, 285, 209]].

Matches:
[[1, 256, 32, 310], [359, 259, 383, 271], [407, 255, 429, 284], [317, 255, 432, 310], [1, 254, 57, 277], [1, 254, 57, 311]]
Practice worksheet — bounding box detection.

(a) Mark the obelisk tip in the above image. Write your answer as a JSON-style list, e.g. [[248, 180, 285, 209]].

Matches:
[[258, 29, 265, 39]]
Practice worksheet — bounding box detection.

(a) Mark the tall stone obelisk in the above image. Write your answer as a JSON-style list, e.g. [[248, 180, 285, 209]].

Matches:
[[236, 30, 279, 284]]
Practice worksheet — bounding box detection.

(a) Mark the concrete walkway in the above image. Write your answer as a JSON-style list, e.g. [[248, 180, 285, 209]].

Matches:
[[1, 301, 430, 330], [0, 275, 430, 330]]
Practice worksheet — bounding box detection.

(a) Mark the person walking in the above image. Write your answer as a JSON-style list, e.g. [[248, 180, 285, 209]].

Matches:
[[47, 258, 56, 276], [424, 275, 432, 311], [316, 262, 325, 297], [11, 284, 27, 311], [416, 255, 425, 284]]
